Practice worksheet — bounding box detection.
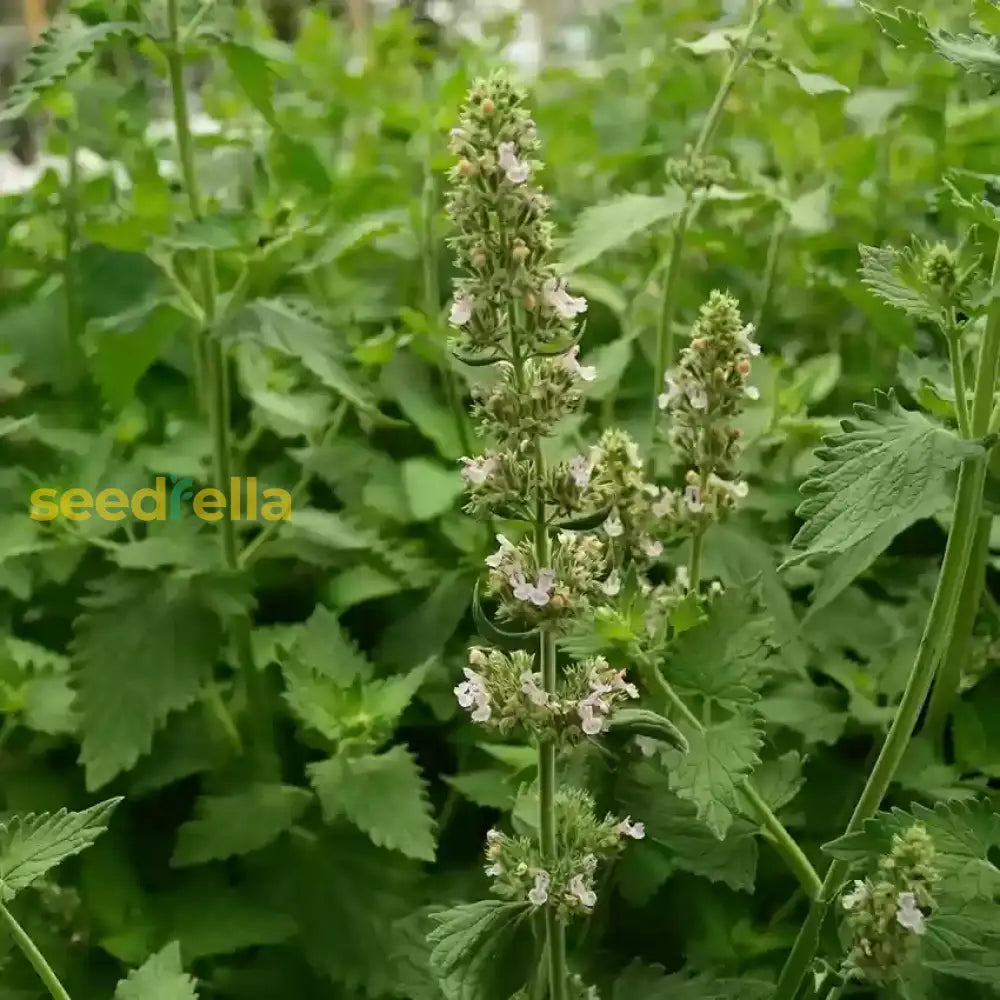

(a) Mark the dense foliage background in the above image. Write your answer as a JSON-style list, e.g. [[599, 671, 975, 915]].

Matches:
[[1, 0, 999, 998]]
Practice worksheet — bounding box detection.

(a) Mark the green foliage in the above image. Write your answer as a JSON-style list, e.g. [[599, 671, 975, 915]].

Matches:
[[114, 942, 199, 1000]]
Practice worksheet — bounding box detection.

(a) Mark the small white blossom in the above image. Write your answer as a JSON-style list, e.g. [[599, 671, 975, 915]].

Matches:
[[581, 854, 598, 873], [675, 566, 690, 589], [687, 385, 708, 411], [471, 699, 492, 723], [640, 537, 663, 559], [559, 344, 596, 381], [497, 141, 530, 184], [615, 816, 645, 840], [738, 322, 762, 356], [708, 473, 749, 501], [603, 509, 624, 538], [485, 862, 503, 877], [610, 670, 639, 699], [543, 277, 588, 320], [528, 871, 550, 906], [896, 892, 926, 934], [568, 453, 594, 489], [485, 534, 518, 570], [842, 880, 869, 910], [745, 385, 760, 401], [567, 875, 597, 909], [601, 569, 621, 597], [651, 489, 675, 519], [684, 485, 704, 513], [660, 370, 683, 411], [461, 455, 498, 486], [579, 704, 605, 735], [520, 670, 550, 707], [512, 569, 555, 607], [450, 292, 473, 326], [486, 829, 501, 844], [456, 667, 492, 723]]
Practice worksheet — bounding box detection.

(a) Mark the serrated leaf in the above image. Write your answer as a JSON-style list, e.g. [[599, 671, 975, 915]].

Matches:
[[558, 191, 686, 271], [663, 717, 763, 839], [785, 64, 850, 95], [309, 745, 436, 861], [824, 799, 1000, 899], [289, 604, 374, 684], [73, 574, 222, 789], [931, 30, 1000, 80], [788, 390, 988, 565], [114, 942, 198, 1000], [171, 785, 312, 867], [858, 244, 942, 320], [428, 900, 534, 1000], [666, 588, 774, 709], [860, 4, 933, 51], [0, 798, 121, 900]]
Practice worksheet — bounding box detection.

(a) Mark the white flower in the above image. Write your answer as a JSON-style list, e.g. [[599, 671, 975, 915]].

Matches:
[[581, 854, 598, 873], [485, 862, 503, 877], [471, 700, 492, 723], [601, 570, 621, 597], [603, 509, 624, 538], [675, 566, 690, 589], [661, 370, 683, 408], [651, 489, 675, 519], [640, 537, 663, 559], [687, 385, 708, 410], [560, 344, 596, 381], [567, 875, 597, 909], [745, 385, 760, 401], [528, 871, 550, 906], [579, 702, 605, 735], [615, 816, 645, 840], [609, 670, 639, 699], [625, 440, 643, 468], [543, 277, 588, 321], [684, 485, 704, 513], [842, 880, 869, 911], [707, 473, 749, 501], [738, 323, 762, 356], [450, 293, 473, 326], [896, 892, 926, 934], [568, 453, 594, 489], [461, 455, 498, 486], [455, 667, 491, 722], [485, 534, 518, 570], [486, 828, 501, 844], [497, 141, 530, 184], [520, 670, 549, 707], [512, 569, 555, 607]]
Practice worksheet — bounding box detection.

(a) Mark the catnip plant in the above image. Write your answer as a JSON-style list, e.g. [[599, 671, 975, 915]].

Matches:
[[441, 73, 653, 1000]]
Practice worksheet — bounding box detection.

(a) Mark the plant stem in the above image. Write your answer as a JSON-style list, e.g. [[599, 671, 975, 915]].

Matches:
[[752, 215, 785, 333], [638, 657, 822, 899], [648, 0, 771, 443], [166, 0, 277, 780], [0, 902, 72, 1000], [533, 438, 568, 1000], [62, 119, 81, 384], [687, 528, 704, 590], [946, 322, 972, 438], [772, 238, 1000, 1000]]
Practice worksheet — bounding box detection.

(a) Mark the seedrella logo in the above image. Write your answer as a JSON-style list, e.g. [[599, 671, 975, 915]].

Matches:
[[29, 476, 293, 522]]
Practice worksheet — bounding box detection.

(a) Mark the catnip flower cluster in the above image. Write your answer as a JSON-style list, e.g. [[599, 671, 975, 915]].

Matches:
[[482, 788, 644, 919], [658, 289, 758, 533], [455, 648, 638, 739], [840, 823, 939, 984], [665, 144, 733, 193]]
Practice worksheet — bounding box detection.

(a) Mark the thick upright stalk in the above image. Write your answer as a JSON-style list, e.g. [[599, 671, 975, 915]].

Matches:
[[648, 0, 772, 440], [533, 441, 567, 1000], [166, 0, 277, 779], [772, 239, 1000, 1000], [0, 902, 72, 1000]]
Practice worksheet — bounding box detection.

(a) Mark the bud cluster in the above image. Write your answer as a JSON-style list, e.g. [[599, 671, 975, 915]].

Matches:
[[659, 290, 758, 533], [840, 824, 939, 984], [920, 241, 959, 294], [455, 648, 639, 739], [665, 145, 734, 192], [482, 788, 644, 920]]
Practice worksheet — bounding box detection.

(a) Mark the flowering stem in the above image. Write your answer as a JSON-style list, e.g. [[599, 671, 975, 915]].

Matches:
[[166, 0, 278, 781], [0, 902, 72, 1000], [945, 320, 972, 438], [636, 655, 822, 899], [771, 238, 1000, 1000]]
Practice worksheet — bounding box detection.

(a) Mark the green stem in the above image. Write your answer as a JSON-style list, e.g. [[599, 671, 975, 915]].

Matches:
[[687, 529, 704, 591], [648, 0, 771, 443], [752, 215, 785, 333], [638, 658, 822, 899], [62, 120, 81, 384], [166, 0, 277, 780], [946, 322, 972, 438], [0, 902, 72, 1000]]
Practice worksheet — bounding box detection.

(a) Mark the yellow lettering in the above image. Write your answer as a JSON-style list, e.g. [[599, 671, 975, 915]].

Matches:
[[60, 488, 92, 521], [260, 489, 292, 521], [96, 488, 129, 521], [29, 488, 59, 521], [194, 488, 225, 521], [132, 477, 167, 521]]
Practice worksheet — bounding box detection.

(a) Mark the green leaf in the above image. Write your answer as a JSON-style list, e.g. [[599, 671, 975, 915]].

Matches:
[[953, 674, 1000, 778], [220, 42, 278, 124], [605, 708, 690, 753], [860, 4, 934, 51], [114, 942, 198, 1000], [785, 185, 832, 234], [471, 579, 538, 651], [787, 390, 988, 566], [785, 64, 850, 95], [666, 587, 774, 710], [975, 0, 1000, 33], [73, 574, 221, 789], [558, 191, 686, 271], [427, 900, 534, 1000], [930, 30, 1000, 80], [0, 798, 121, 900], [309, 745, 436, 861], [171, 784, 312, 867], [663, 716, 763, 839], [824, 799, 1000, 900], [402, 459, 464, 521], [288, 604, 374, 684], [858, 244, 941, 321], [380, 353, 464, 459], [756, 683, 849, 745]]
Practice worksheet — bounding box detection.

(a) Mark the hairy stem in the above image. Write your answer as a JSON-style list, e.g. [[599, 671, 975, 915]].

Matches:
[[648, 0, 771, 443], [0, 902, 72, 1000], [638, 657, 822, 899], [166, 0, 277, 780], [772, 237, 1000, 1000]]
